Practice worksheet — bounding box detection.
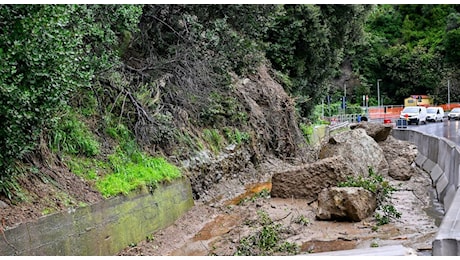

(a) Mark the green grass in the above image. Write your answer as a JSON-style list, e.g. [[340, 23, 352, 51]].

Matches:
[[50, 112, 100, 156], [66, 156, 109, 181], [52, 117, 182, 199], [223, 127, 250, 145], [202, 128, 224, 153], [299, 123, 314, 144], [96, 148, 181, 198]]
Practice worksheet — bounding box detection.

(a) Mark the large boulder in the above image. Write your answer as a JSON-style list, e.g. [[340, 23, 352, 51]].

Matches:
[[379, 135, 418, 181], [319, 128, 389, 177], [350, 122, 393, 142], [388, 158, 416, 181], [316, 187, 377, 222], [270, 155, 357, 203]]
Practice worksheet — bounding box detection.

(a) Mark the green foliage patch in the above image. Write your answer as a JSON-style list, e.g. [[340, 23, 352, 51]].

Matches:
[[299, 123, 314, 144], [66, 157, 109, 181], [223, 127, 251, 145], [202, 129, 224, 154], [338, 167, 401, 226], [50, 112, 100, 157], [200, 92, 248, 127], [235, 210, 299, 256], [0, 5, 142, 198], [96, 147, 181, 198]]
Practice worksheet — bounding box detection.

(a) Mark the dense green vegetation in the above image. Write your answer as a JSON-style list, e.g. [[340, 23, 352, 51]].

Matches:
[[351, 4, 460, 106], [1, 4, 460, 200]]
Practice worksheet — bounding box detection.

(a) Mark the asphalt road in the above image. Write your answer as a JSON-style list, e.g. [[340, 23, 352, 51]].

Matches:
[[396, 117, 460, 144]]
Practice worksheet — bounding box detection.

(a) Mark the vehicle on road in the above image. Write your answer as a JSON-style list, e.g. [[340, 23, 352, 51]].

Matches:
[[448, 107, 460, 120], [400, 106, 427, 125], [426, 107, 444, 122]]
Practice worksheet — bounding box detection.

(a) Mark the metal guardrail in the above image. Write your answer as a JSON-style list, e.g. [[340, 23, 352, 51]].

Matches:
[[328, 121, 349, 132], [326, 114, 363, 124]]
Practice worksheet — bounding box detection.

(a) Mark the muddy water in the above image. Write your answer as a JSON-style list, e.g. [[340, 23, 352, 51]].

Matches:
[[424, 189, 445, 227], [301, 239, 358, 253], [224, 182, 272, 206], [169, 182, 272, 256]]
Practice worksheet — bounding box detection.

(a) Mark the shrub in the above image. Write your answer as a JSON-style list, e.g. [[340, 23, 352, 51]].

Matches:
[[338, 167, 401, 226]]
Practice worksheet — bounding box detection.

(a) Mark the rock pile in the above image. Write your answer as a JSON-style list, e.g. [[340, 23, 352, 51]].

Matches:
[[271, 122, 417, 221]]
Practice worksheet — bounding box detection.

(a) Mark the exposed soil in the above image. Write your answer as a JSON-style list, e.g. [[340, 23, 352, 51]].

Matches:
[[0, 138, 103, 230], [118, 136, 442, 256]]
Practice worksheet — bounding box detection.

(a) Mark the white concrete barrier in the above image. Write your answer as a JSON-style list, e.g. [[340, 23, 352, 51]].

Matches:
[[392, 128, 460, 256]]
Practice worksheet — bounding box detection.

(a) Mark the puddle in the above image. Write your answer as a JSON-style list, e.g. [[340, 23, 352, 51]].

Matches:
[[193, 214, 241, 241], [224, 182, 272, 206], [170, 182, 271, 256], [423, 188, 444, 227], [301, 239, 359, 254]]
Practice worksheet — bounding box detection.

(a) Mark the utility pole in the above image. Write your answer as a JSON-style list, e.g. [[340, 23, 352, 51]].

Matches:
[[377, 79, 382, 108], [448, 79, 451, 109], [344, 82, 347, 115]]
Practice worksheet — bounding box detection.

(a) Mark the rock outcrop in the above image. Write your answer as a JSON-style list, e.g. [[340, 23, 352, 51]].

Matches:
[[316, 187, 377, 222]]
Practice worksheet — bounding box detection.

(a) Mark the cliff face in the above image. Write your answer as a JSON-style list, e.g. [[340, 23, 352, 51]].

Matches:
[[179, 65, 315, 201]]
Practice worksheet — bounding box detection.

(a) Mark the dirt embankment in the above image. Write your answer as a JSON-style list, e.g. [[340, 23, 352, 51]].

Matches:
[[0, 64, 311, 231]]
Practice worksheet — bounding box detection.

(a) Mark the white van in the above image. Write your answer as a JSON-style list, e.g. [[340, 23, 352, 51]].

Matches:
[[426, 106, 444, 122], [400, 106, 427, 125]]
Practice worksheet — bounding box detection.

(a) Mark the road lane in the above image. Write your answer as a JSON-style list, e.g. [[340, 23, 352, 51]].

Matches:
[[398, 118, 460, 144]]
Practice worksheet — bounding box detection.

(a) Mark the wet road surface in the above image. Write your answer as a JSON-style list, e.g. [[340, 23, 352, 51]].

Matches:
[[399, 118, 460, 144]]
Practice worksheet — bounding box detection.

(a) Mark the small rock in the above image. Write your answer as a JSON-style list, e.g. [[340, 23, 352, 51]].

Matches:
[[0, 200, 9, 208], [225, 144, 236, 152], [328, 137, 338, 144]]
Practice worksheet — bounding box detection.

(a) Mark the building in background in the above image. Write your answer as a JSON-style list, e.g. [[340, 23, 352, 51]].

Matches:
[[404, 95, 433, 107]]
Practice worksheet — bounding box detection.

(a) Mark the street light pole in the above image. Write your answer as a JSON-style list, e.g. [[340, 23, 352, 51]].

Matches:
[[343, 81, 348, 116], [344, 82, 347, 114], [377, 79, 382, 108], [448, 79, 451, 109]]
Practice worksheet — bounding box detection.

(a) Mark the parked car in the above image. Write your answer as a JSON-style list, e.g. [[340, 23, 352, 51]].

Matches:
[[399, 106, 427, 125], [448, 107, 460, 120], [426, 107, 444, 122]]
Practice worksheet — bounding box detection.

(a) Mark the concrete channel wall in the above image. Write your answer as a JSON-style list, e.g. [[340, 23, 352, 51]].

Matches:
[[392, 129, 460, 256], [0, 177, 194, 256]]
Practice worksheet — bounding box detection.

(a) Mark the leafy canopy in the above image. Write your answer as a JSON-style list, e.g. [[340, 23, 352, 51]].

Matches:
[[0, 5, 142, 182]]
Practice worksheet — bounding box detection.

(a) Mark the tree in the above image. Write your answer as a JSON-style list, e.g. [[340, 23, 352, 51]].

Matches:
[[0, 5, 142, 197], [264, 4, 372, 117]]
